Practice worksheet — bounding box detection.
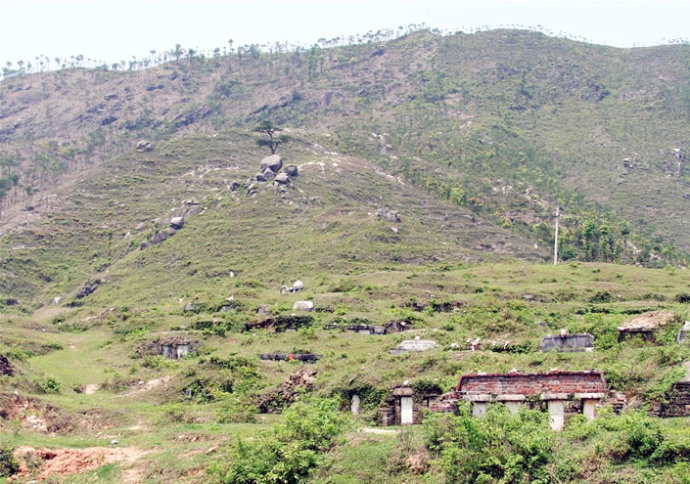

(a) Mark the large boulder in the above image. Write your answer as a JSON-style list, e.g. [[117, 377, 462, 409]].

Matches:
[[260, 154, 283, 173], [286, 165, 299, 177], [275, 173, 290, 185], [170, 217, 184, 229]]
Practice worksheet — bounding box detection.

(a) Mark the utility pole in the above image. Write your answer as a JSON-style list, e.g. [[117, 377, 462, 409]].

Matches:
[[553, 205, 560, 265]]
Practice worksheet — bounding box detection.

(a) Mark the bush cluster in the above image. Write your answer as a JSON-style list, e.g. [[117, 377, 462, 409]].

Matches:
[[212, 398, 349, 483]]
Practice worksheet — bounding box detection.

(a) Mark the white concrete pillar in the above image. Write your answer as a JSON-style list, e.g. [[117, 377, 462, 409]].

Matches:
[[574, 393, 605, 421], [466, 394, 492, 418], [582, 399, 597, 420], [496, 394, 526, 415], [547, 400, 565, 431], [400, 396, 414, 425], [505, 401, 520, 414], [351, 394, 361, 416], [472, 401, 488, 417]]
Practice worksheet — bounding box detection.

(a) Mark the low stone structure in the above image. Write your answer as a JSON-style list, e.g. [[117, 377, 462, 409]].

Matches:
[[377, 383, 442, 426], [390, 338, 438, 355], [246, 314, 314, 332], [259, 353, 321, 363], [652, 381, 690, 417], [138, 337, 198, 359], [431, 370, 608, 431], [651, 362, 690, 417], [341, 320, 413, 336], [280, 280, 304, 294], [540, 332, 594, 352], [618, 310, 677, 343], [260, 154, 283, 173]]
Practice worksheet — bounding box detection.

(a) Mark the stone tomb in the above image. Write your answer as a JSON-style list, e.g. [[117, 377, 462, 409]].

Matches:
[[138, 336, 198, 359], [540, 333, 594, 352], [618, 310, 677, 343], [430, 370, 608, 431], [377, 384, 442, 426]]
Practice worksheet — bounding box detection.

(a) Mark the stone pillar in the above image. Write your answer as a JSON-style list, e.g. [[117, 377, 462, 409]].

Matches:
[[574, 393, 605, 421], [466, 394, 491, 418], [542, 393, 568, 431], [351, 394, 361, 416], [496, 394, 526, 414]]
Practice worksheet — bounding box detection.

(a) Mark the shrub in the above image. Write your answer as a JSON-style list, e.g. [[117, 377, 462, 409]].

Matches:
[[0, 446, 18, 477], [33, 376, 60, 394], [212, 398, 349, 483], [589, 291, 613, 303], [424, 403, 554, 483], [218, 394, 257, 423], [675, 293, 690, 304]]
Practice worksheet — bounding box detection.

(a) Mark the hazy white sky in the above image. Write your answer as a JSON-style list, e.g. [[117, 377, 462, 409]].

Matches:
[[1, 0, 689, 68]]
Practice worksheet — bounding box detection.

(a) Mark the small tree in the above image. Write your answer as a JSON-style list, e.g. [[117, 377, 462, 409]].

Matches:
[[254, 120, 289, 155]]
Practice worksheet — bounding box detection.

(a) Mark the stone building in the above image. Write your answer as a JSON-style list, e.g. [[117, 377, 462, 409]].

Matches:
[[430, 370, 608, 431]]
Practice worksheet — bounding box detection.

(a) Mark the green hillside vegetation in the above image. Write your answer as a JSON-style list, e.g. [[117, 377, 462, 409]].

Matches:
[[1, 28, 690, 483]]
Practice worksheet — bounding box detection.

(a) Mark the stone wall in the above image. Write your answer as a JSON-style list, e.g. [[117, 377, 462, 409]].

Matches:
[[653, 382, 690, 417]]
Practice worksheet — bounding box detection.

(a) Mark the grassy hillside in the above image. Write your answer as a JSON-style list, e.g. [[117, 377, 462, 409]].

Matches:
[[1, 261, 689, 482]]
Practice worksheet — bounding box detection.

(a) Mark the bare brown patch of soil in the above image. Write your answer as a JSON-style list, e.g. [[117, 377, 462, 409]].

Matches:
[[11, 446, 145, 481], [0, 394, 114, 435], [0, 394, 72, 434], [123, 375, 172, 395]]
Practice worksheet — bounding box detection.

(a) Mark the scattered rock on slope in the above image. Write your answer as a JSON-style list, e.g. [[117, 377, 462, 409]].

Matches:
[[135, 140, 152, 152], [260, 154, 283, 173], [377, 208, 401, 223], [275, 173, 290, 185]]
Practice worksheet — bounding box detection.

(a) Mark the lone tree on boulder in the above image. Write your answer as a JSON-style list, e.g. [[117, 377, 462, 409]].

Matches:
[[255, 120, 289, 154]]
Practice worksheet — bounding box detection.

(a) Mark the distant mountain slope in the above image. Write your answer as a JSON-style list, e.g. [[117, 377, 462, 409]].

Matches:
[[1, 29, 689, 309]]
